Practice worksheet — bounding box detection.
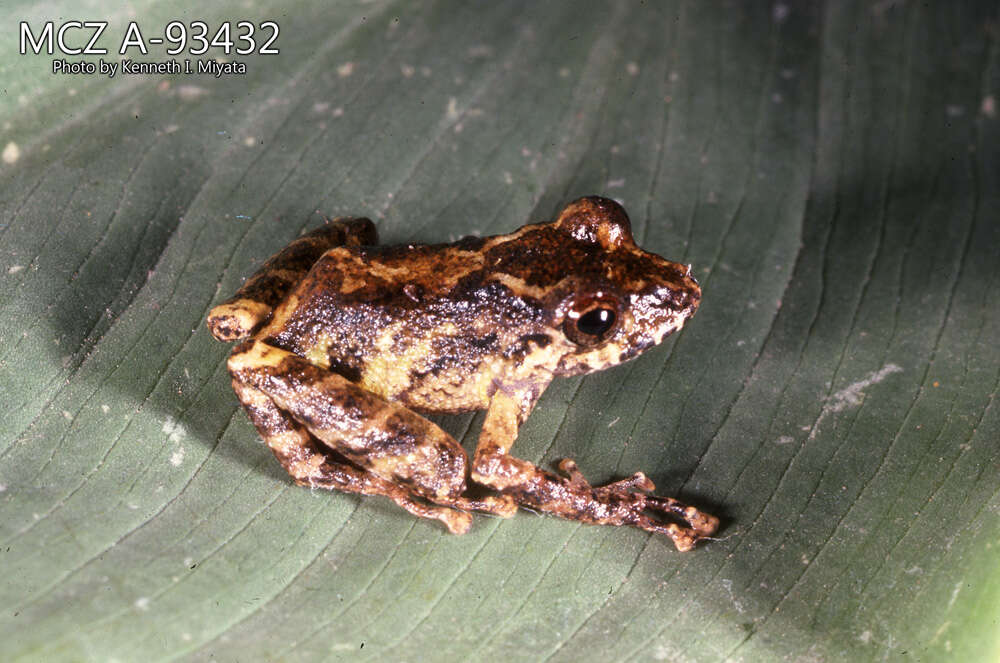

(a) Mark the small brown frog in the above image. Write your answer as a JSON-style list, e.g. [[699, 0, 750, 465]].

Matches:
[[208, 197, 718, 550]]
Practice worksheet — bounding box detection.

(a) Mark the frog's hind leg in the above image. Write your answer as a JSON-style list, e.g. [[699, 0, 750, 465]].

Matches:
[[231, 379, 477, 534], [228, 340, 517, 532], [208, 217, 376, 342]]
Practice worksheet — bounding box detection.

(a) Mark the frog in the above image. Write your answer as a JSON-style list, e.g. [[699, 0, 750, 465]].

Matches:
[[207, 196, 718, 551]]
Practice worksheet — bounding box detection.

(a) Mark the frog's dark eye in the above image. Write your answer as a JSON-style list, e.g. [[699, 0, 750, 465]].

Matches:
[[564, 295, 622, 346], [577, 308, 616, 336]]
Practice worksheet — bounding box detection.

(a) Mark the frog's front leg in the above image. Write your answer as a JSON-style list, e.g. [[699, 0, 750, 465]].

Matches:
[[471, 388, 719, 551], [228, 340, 517, 533]]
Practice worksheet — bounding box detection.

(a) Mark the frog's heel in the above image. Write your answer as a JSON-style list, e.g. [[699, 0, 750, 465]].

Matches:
[[231, 377, 475, 534], [207, 217, 376, 342], [228, 339, 517, 532]]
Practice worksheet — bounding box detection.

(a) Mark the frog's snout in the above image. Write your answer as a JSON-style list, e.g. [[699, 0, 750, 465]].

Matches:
[[678, 277, 701, 314]]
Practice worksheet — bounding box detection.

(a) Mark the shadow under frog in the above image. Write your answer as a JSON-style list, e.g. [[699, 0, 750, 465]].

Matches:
[[207, 196, 718, 551]]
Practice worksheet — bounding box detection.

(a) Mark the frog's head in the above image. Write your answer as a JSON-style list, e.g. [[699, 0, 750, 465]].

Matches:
[[542, 196, 701, 376]]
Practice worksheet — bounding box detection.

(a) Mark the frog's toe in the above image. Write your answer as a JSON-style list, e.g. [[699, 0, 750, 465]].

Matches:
[[483, 494, 518, 518], [451, 493, 517, 519], [595, 471, 656, 496], [557, 459, 656, 495], [439, 509, 474, 534], [555, 458, 591, 490], [645, 496, 719, 538]]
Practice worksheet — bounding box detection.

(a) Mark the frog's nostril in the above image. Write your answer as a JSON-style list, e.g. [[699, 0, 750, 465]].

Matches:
[[661, 286, 690, 311]]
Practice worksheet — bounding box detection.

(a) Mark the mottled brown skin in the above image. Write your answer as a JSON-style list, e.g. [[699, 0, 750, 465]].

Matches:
[[208, 197, 718, 550]]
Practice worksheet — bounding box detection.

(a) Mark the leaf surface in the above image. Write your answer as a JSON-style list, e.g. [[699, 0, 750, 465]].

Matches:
[[1, 2, 997, 661]]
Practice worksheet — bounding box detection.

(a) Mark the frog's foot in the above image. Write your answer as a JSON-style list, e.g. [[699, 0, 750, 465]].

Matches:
[[299, 460, 516, 532], [302, 467, 519, 533], [208, 217, 376, 341], [555, 459, 719, 552], [299, 469, 474, 535]]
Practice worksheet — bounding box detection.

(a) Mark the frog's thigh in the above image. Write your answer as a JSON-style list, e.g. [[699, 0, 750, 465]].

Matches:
[[208, 217, 376, 341], [230, 376, 475, 534], [229, 340, 515, 522]]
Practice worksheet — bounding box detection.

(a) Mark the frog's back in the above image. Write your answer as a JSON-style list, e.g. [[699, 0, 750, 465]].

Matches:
[[261, 233, 554, 412]]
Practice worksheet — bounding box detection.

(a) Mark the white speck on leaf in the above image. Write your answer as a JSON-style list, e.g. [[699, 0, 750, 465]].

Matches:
[[446, 97, 459, 121], [400, 63, 415, 78], [164, 417, 187, 466], [8, 265, 24, 274], [773, 3, 790, 22], [163, 417, 187, 442], [828, 364, 902, 414], [337, 62, 355, 77], [721, 578, 745, 613], [135, 597, 150, 611], [2, 141, 21, 164], [947, 581, 962, 609], [652, 643, 693, 662], [946, 104, 965, 117], [776, 435, 794, 445], [176, 85, 207, 101], [808, 364, 902, 440], [626, 62, 639, 76], [980, 95, 995, 117]]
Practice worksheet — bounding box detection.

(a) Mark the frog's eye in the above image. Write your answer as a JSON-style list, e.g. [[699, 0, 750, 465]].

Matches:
[[564, 295, 621, 346]]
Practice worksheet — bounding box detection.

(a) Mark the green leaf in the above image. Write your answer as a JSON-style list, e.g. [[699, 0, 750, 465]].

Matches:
[[2, 2, 997, 661]]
